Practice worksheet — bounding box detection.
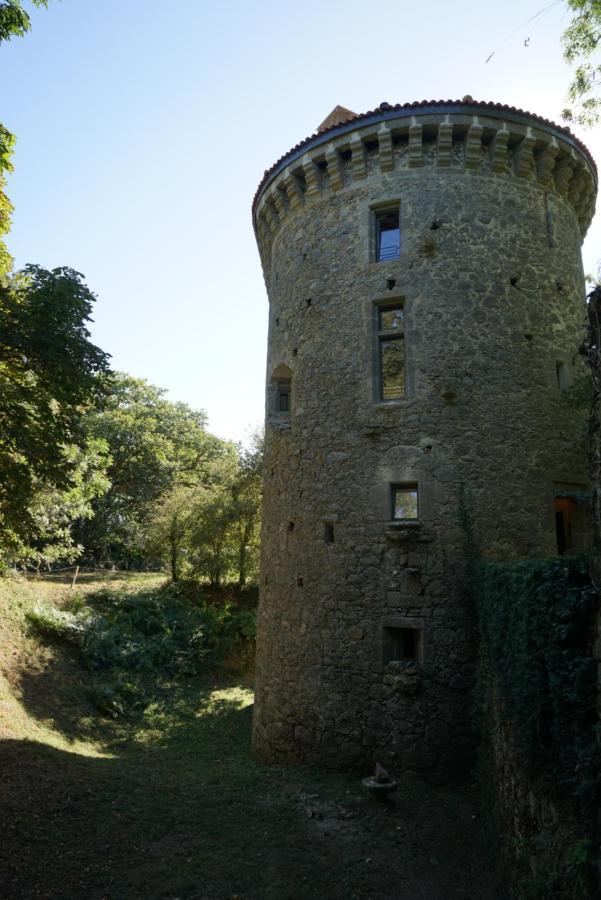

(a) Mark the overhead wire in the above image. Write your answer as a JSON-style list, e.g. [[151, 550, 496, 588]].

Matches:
[[485, 0, 565, 63]]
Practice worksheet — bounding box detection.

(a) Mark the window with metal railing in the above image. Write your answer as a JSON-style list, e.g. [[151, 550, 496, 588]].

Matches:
[[375, 207, 400, 261]]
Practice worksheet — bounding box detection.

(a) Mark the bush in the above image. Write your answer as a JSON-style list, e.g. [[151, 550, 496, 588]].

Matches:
[[27, 582, 256, 682]]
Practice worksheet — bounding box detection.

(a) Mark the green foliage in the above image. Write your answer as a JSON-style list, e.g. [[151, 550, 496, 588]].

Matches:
[[0, 124, 15, 277], [562, 0, 601, 125], [77, 373, 235, 565], [0, 2, 52, 271], [26, 583, 257, 708], [476, 555, 600, 811], [0, 1, 49, 44], [0, 267, 110, 561], [146, 428, 263, 586]]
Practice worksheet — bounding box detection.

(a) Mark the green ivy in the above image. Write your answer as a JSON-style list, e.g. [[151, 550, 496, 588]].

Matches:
[[475, 555, 600, 812]]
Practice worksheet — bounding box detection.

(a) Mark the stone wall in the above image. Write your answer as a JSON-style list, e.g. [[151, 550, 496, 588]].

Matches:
[[252, 103, 597, 774]]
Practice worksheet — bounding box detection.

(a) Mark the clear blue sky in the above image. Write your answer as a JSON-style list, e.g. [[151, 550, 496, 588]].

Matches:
[[2, 0, 600, 442]]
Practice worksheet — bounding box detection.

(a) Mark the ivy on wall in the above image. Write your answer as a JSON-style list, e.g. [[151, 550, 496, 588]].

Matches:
[[476, 555, 599, 812]]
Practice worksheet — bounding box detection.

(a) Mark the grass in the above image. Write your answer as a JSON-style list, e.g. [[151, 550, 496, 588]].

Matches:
[[0, 574, 504, 899]]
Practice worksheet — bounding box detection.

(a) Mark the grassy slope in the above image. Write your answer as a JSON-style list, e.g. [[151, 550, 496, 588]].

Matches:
[[0, 576, 504, 900]]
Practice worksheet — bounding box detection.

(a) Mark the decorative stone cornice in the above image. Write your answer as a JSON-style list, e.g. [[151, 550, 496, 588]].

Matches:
[[254, 108, 597, 277]]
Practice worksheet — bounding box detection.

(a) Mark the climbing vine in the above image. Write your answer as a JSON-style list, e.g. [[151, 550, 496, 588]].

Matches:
[[476, 555, 599, 812]]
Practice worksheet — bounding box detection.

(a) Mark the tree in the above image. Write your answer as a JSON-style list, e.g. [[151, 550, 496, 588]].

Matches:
[[188, 485, 238, 587], [0, 266, 110, 557], [562, 0, 601, 125], [78, 374, 236, 564], [0, 2, 51, 274], [146, 485, 195, 582], [0, 1, 49, 43], [18, 438, 110, 570], [231, 431, 263, 586]]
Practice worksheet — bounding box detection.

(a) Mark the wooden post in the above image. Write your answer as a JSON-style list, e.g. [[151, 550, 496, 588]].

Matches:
[[70, 565, 79, 589]]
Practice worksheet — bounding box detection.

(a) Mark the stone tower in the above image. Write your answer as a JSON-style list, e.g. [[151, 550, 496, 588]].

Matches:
[[251, 99, 597, 774]]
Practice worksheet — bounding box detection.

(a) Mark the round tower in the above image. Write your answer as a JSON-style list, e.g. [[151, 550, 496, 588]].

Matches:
[[251, 99, 597, 774]]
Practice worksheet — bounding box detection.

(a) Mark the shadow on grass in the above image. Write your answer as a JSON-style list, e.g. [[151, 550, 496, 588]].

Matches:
[[0, 694, 264, 900]]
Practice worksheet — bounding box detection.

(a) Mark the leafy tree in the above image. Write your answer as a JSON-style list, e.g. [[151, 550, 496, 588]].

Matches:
[[146, 485, 195, 582], [0, 2, 51, 273], [0, 0, 48, 43], [0, 124, 15, 278], [78, 374, 236, 564], [0, 266, 110, 557], [562, 0, 601, 125], [147, 433, 263, 587], [17, 438, 110, 570], [188, 485, 238, 587], [231, 431, 263, 586]]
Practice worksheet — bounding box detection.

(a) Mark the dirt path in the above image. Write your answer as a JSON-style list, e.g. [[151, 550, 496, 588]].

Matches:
[[0, 685, 505, 900]]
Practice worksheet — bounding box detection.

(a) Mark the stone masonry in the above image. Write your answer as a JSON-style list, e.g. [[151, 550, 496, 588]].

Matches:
[[251, 99, 598, 775]]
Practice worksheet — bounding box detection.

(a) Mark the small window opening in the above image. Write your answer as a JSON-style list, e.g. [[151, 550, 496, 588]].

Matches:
[[375, 207, 400, 261], [554, 486, 590, 555], [392, 484, 418, 521], [278, 382, 290, 412], [383, 626, 422, 664], [270, 365, 292, 418], [275, 317, 280, 326], [306, 298, 312, 307], [556, 280, 564, 293], [387, 278, 396, 291], [297, 576, 304, 587], [430, 220, 441, 230], [376, 304, 405, 401], [292, 348, 298, 356], [524, 333, 533, 343], [510, 275, 519, 287], [324, 523, 335, 543], [556, 361, 569, 390], [287, 521, 295, 532]]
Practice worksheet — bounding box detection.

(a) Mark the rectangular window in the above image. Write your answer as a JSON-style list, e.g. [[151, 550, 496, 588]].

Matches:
[[554, 485, 590, 555], [376, 303, 405, 400], [392, 484, 418, 521], [375, 207, 400, 261], [383, 625, 422, 664], [277, 380, 290, 413]]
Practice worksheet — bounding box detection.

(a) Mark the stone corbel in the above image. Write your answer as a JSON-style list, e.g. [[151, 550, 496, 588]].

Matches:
[[378, 122, 394, 172], [282, 168, 304, 212], [269, 186, 287, 221], [408, 124, 423, 168], [536, 138, 560, 188], [350, 134, 367, 180], [436, 122, 453, 167], [513, 129, 536, 179], [489, 128, 510, 173], [554, 157, 574, 197], [301, 153, 321, 199], [464, 122, 483, 170], [325, 143, 344, 190]]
